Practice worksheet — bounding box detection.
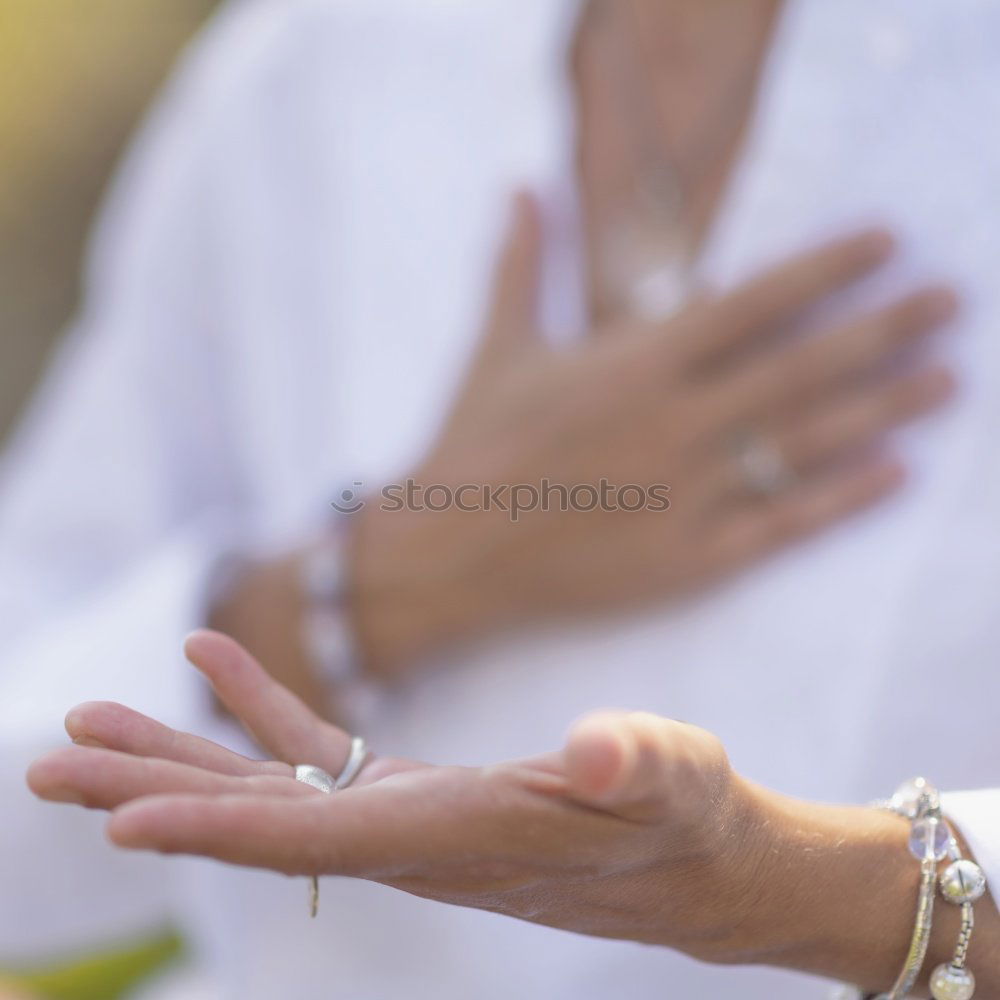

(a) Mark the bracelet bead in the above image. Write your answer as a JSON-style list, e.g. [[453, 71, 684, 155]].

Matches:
[[939, 860, 987, 906], [929, 964, 975, 1000], [909, 817, 950, 863]]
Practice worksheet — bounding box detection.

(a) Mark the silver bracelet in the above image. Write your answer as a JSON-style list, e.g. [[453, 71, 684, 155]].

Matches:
[[299, 522, 366, 689], [832, 778, 949, 1000], [878, 778, 949, 999], [927, 822, 987, 1000], [834, 778, 990, 1000]]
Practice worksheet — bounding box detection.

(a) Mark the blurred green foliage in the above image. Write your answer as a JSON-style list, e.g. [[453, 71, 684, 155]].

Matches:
[[0, 930, 183, 1000]]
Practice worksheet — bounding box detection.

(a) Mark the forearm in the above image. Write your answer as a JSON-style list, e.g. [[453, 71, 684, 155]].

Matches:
[[207, 504, 498, 707], [207, 551, 332, 712], [730, 781, 1000, 995]]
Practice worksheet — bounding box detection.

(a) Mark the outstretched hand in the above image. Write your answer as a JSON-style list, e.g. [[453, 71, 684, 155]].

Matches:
[[27, 630, 762, 960], [28, 631, 1000, 993]]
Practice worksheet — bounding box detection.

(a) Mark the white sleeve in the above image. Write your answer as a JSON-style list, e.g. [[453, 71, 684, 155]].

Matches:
[[943, 790, 1000, 918], [0, 45, 242, 653], [0, 12, 260, 959], [0, 524, 226, 959]]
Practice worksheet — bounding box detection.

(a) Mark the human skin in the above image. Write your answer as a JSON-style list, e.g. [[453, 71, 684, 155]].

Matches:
[[212, 202, 958, 703], [210, 0, 959, 707], [27, 632, 1000, 996]]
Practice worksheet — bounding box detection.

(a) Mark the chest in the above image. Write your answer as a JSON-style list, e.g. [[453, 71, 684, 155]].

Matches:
[[214, 0, 1000, 537]]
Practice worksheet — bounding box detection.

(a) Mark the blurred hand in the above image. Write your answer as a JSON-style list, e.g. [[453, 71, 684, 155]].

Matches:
[[27, 632, 1000, 993], [351, 196, 958, 672]]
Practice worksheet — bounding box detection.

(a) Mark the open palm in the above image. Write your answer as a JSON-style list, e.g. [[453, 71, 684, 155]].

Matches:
[[28, 630, 760, 956]]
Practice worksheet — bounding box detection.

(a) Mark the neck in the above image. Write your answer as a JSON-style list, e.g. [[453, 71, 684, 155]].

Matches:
[[572, 0, 784, 320], [597, 0, 783, 154]]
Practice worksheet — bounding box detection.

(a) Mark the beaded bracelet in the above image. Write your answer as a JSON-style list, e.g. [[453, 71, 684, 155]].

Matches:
[[831, 777, 988, 1000], [830, 777, 938, 1000], [928, 822, 987, 1000], [883, 778, 949, 999], [299, 524, 362, 688]]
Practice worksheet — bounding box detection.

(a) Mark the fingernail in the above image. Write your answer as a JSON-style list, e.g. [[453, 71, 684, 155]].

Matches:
[[918, 287, 960, 324], [72, 735, 107, 749], [510, 190, 538, 232], [929, 365, 957, 387], [55, 784, 86, 806], [508, 191, 526, 229], [923, 367, 959, 402], [64, 707, 83, 734], [876, 458, 907, 490], [856, 228, 895, 262]]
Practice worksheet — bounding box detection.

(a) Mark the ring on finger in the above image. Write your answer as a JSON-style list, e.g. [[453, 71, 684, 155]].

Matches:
[[294, 736, 369, 917], [728, 429, 798, 498]]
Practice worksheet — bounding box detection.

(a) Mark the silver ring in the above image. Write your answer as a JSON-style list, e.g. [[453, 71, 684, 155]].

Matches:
[[294, 763, 336, 794], [729, 430, 797, 497], [334, 736, 368, 789], [294, 736, 369, 918]]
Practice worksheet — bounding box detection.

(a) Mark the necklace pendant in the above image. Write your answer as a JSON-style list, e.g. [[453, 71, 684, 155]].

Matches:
[[625, 259, 695, 320]]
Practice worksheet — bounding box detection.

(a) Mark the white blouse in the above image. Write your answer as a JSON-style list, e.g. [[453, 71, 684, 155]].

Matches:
[[0, 0, 997, 997]]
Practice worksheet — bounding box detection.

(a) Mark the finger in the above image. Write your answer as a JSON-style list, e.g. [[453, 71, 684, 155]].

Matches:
[[563, 711, 724, 824], [677, 228, 895, 368], [711, 286, 957, 427], [107, 763, 611, 883], [26, 745, 307, 811], [184, 630, 355, 776], [107, 774, 468, 878], [64, 701, 291, 778], [778, 365, 955, 474], [705, 365, 955, 500], [475, 191, 543, 367], [108, 793, 368, 875], [707, 455, 905, 573]]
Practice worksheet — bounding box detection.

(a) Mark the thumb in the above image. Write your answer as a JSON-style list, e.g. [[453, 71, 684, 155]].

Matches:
[[563, 711, 725, 823], [477, 191, 543, 367]]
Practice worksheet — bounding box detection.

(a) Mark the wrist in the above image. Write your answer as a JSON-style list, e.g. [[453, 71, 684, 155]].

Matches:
[[648, 772, 789, 965], [348, 500, 500, 679], [208, 552, 332, 712], [712, 782, 1000, 995], [723, 784, 918, 979]]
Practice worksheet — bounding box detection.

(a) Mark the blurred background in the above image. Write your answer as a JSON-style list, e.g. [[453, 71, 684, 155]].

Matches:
[[0, 0, 218, 444], [1, 4, 995, 1000], [1, 5, 216, 994]]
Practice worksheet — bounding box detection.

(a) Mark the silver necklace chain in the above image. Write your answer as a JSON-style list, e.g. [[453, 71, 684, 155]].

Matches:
[[589, 0, 770, 318]]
